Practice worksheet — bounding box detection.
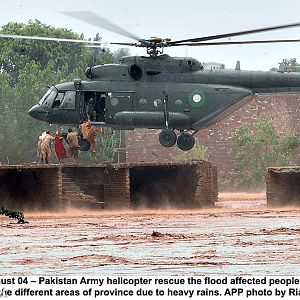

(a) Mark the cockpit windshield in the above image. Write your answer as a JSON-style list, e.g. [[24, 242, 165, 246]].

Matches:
[[38, 88, 57, 105]]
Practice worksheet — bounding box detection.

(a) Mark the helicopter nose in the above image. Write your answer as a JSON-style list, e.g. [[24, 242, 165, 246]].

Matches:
[[28, 105, 49, 122]]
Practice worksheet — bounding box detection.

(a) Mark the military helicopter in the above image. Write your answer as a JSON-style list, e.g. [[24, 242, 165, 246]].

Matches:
[[8, 11, 300, 151]]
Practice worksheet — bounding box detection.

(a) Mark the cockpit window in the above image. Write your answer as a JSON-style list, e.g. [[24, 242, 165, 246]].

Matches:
[[53, 92, 65, 108], [39, 89, 54, 105], [39, 89, 57, 109], [60, 91, 76, 109]]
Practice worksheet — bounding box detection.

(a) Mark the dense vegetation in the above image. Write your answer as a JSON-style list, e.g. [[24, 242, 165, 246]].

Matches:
[[232, 118, 300, 189], [270, 58, 300, 72], [0, 20, 115, 163]]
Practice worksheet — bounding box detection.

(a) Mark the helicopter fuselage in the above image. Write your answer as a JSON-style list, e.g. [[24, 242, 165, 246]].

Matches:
[[28, 54, 300, 150]]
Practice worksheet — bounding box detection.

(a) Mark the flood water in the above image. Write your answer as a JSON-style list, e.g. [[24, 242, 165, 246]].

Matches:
[[1, 194, 299, 276]]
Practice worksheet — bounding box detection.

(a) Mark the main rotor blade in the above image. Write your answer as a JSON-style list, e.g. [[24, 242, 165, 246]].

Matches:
[[0, 33, 104, 45], [171, 39, 300, 46], [87, 42, 135, 48], [170, 22, 300, 45], [61, 11, 141, 41], [111, 42, 137, 46]]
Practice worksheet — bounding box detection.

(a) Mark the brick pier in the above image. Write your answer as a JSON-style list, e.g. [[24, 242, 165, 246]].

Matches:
[[267, 167, 300, 206], [0, 161, 217, 211]]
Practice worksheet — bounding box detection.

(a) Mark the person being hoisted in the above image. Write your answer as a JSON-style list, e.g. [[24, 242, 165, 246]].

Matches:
[[79, 120, 103, 153]]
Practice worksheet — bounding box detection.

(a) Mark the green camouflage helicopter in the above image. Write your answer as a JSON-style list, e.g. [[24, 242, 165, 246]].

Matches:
[[4, 11, 300, 151]]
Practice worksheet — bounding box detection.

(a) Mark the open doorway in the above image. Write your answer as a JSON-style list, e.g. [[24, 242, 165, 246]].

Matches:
[[84, 92, 106, 122]]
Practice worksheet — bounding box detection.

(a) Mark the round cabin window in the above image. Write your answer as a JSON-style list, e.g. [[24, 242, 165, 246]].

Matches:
[[129, 64, 142, 80]]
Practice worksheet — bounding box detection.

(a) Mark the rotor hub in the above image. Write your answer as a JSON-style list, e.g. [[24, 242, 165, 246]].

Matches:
[[137, 37, 171, 56]]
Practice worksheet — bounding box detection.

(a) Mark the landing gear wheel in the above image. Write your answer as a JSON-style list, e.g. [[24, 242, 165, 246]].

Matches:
[[78, 138, 91, 151], [177, 132, 195, 151], [159, 129, 177, 147]]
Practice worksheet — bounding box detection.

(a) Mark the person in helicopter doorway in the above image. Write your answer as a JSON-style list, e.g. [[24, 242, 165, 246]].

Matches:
[[86, 93, 96, 121], [66, 128, 79, 165]]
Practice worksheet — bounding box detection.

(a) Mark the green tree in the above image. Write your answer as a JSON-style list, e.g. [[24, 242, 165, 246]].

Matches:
[[270, 58, 300, 72], [232, 118, 300, 189], [0, 21, 115, 84], [95, 128, 119, 161], [114, 48, 131, 62], [1, 20, 83, 85], [84, 32, 115, 67]]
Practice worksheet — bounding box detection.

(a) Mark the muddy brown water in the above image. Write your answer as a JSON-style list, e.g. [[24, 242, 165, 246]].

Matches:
[[0, 193, 299, 276]]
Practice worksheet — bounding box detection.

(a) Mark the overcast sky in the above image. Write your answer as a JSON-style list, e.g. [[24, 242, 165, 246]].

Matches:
[[1, 0, 300, 70]]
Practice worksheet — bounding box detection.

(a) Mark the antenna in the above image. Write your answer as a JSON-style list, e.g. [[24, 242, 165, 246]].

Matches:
[[235, 61, 241, 70]]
